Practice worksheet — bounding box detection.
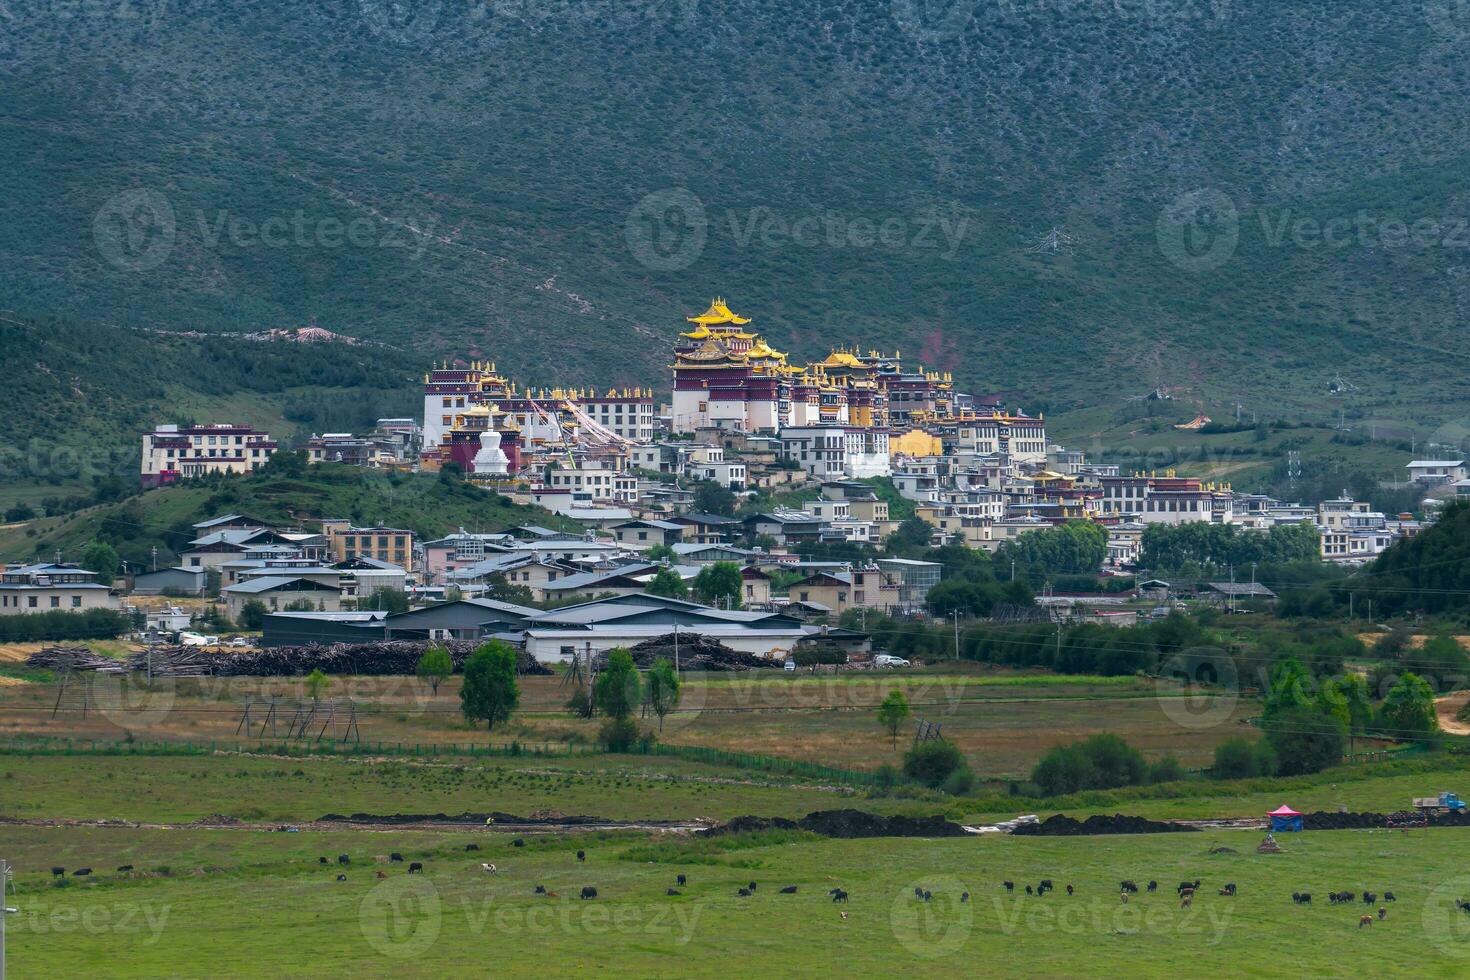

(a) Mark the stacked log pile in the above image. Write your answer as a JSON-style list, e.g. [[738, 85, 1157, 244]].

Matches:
[[620, 633, 781, 672], [28, 641, 551, 677], [25, 647, 124, 672]]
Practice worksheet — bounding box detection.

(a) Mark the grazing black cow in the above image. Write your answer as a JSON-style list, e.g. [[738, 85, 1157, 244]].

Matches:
[[1384, 891, 1396, 902], [1066, 884, 1074, 896], [923, 891, 932, 902], [337, 855, 350, 866], [535, 885, 546, 894], [780, 885, 797, 894], [961, 891, 969, 903], [50, 867, 64, 878], [1457, 899, 1470, 914], [1003, 881, 1014, 891], [117, 865, 133, 873], [667, 888, 682, 896], [581, 887, 597, 900], [829, 888, 848, 903], [408, 862, 424, 873], [1147, 881, 1158, 893], [1120, 880, 1139, 894], [389, 853, 404, 863], [336, 874, 347, 882], [737, 888, 752, 897], [73, 868, 91, 877], [1219, 883, 1237, 897], [512, 839, 525, 848], [1292, 892, 1312, 904], [914, 886, 925, 899], [465, 843, 480, 852], [1040, 879, 1053, 890], [319, 857, 329, 865], [1025, 885, 1033, 895], [1363, 892, 1376, 905], [677, 874, 687, 887], [748, 881, 757, 892], [577, 850, 586, 862]]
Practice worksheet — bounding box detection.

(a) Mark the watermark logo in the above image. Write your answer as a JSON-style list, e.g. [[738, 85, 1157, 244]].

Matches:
[[94, 189, 175, 272], [357, 0, 444, 45], [93, 673, 177, 732], [1423, 876, 1470, 957], [625, 188, 708, 272], [1425, 0, 1470, 41], [361, 875, 443, 959], [1156, 188, 1238, 272], [890, 875, 973, 958], [1156, 646, 1239, 731], [890, 0, 976, 43]]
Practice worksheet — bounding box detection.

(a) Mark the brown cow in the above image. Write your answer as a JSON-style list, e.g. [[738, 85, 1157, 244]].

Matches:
[[1359, 915, 1373, 928]]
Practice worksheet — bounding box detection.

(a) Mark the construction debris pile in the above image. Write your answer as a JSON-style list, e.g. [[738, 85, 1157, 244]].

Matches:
[[622, 633, 781, 672], [28, 641, 551, 677]]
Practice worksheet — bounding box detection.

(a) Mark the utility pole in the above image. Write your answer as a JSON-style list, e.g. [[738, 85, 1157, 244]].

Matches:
[[952, 609, 960, 661], [150, 545, 158, 572], [1010, 560, 1016, 583], [672, 623, 679, 675]]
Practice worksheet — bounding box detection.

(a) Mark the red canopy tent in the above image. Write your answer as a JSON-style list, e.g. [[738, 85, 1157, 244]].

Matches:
[[1267, 804, 1303, 831]]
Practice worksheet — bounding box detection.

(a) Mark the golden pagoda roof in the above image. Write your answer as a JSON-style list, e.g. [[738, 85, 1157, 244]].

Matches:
[[746, 339, 786, 361], [686, 297, 752, 326], [821, 350, 865, 368], [673, 336, 745, 365]]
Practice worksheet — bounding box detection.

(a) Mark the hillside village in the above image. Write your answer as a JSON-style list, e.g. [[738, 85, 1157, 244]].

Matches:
[[6, 299, 1458, 659]]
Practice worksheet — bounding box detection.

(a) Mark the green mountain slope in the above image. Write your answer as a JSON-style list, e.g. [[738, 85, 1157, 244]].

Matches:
[[2, 1, 1469, 429], [0, 463, 565, 567], [0, 313, 423, 503]]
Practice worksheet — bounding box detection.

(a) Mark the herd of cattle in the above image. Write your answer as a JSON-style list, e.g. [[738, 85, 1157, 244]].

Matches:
[[43, 845, 1438, 933]]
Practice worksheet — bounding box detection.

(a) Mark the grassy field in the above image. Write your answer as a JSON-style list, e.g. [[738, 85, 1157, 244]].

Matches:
[[6, 823, 1470, 976], [0, 670, 1257, 775]]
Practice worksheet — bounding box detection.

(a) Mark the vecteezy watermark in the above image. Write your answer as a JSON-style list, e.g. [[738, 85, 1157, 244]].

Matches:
[[625, 189, 708, 272], [93, 672, 178, 732], [360, 877, 703, 959], [93, 189, 176, 273], [1156, 646, 1239, 731], [356, 0, 445, 45], [1256, 208, 1470, 252], [1156, 188, 1239, 273], [991, 893, 1232, 944], [890, 0, 978, 43], [1424, 0, 1470, 41], [1423, 876, 1470, 958], [624, 189, 972, 270], [890, 876, 974, 958], [93, 191, 439, 272], [361, 876, 443, 959], [355, 0, 701, 47], [16, 901, 171, 944]]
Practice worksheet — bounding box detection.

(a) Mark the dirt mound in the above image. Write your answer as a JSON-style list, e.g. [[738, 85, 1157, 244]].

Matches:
[[318, 810, 605, 825], [621, 634, 780, 672], [1302, 809, 1470, 830], [699, 809, 966, 839], [1010, 813, 1199, 836]]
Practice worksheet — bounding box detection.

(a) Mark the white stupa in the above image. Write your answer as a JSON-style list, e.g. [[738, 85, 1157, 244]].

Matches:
[[472, 429, 509, 476]]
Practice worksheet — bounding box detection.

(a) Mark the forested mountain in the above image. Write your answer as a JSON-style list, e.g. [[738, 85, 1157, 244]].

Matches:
[[2, 0, 1469, 432]]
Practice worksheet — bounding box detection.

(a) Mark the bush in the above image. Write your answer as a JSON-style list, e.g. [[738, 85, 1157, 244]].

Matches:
[[1263, 706, 1346, 775], [1031, 734, 1147, 796], [873, 764, 900, 789], [598, 717, 640, 753], [0, 608, 129, 642], [1146, 753, 1187, 784], [1211, 738, 1276, 779], [941, 767, 976, 796], [903, 740, 966, 788]]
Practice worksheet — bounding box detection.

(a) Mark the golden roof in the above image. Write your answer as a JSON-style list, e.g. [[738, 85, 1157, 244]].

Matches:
[[746, 339, 787, 361], [680, 324, 713, 340], [687, 297, 752, 326], [821, 350, 864, 368]]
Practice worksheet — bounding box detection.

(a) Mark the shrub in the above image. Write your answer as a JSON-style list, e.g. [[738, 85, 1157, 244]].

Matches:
[[941, 767, 976, 796], [903, 739, 966, 788], [1146, 753, 1187, 784], [599, 717, 640, 753], [1263, 706, 1347, 775], [1031, 734, 1147, 796]]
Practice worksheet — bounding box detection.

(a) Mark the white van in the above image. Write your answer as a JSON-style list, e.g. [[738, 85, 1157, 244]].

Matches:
[[874, 654, 911, 668]]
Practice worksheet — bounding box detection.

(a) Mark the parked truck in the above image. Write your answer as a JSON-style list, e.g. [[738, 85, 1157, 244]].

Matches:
[[1412, 792, 1468, 813]]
